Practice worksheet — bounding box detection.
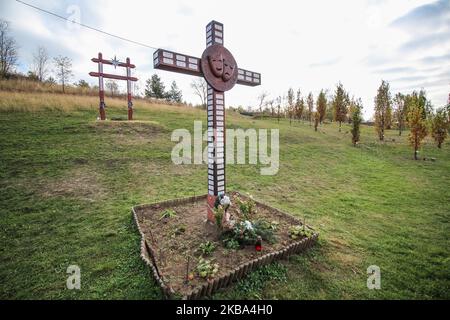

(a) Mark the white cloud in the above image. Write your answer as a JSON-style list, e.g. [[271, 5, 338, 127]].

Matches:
[[1, 0, 448, 120]]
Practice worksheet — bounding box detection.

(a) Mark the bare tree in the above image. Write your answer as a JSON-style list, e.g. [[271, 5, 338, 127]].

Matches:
[[33, 46, 49, 81], [53, 55, 73, 93], [257, 91, 268, 114], [0, 20, 19, 78], [105, 79, 119, 97], [287, 88, 295, 125], [191, 78, 207, 108], [276, 96, 282, 123], [267, 99, 275, 117]]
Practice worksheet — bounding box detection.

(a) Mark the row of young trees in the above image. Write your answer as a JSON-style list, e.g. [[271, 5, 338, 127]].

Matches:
[[374, 80, 448, 159], [260, 80, 448, 159], [256, 84, 364, 146]]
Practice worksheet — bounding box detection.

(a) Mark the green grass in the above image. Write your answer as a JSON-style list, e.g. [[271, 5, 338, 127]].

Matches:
[[0, 92, 449, 299]]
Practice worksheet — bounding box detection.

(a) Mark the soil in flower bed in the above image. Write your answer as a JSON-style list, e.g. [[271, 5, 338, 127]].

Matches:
[[134, 192, 313, 297]]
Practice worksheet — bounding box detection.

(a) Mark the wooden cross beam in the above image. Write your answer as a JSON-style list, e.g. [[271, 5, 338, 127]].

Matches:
[[153, 20, 261, 223]]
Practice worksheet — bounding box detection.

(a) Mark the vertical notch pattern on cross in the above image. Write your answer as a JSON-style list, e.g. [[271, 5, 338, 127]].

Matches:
[[206, 21, 224, 47], [205, 20, 226, 222]]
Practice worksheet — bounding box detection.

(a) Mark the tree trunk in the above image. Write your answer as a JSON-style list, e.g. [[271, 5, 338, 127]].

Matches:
[[414, 135, 418, 160], [339, 121, 341, 132]]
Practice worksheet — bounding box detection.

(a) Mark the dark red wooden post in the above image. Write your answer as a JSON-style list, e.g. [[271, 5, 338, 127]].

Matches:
[[126, 57, 133, 120], [97, 53, 106, 120]]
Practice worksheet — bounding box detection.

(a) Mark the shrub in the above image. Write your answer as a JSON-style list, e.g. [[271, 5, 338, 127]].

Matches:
[[232, 220, 258, 245], [289, 225, 313, 239], [213, 206, 224, 229], [253, 220, 278, 244], [196, 258, 219, 279], [234, 194, 256, 220], [199, 241, 216, 256], [223, 238, 240, 250]]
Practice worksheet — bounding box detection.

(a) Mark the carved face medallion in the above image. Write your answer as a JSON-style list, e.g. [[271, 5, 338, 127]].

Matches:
[[222, 58, 234, 82], [201, 44, 238, 92], [208, 53, 224, 78]]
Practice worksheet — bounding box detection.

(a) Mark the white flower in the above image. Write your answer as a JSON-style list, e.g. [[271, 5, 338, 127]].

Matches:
[[220, 195, 231, 207], [244, 220, 254, 231]]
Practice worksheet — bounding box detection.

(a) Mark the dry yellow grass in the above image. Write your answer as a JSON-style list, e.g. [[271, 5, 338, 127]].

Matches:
[[0, 90, 203, 115], [0, 78, 95, 95], [0, 79, 201, 114]]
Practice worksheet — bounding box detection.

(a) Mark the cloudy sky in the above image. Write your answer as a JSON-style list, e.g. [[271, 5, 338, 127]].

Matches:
[[1, 0, 449, 119]]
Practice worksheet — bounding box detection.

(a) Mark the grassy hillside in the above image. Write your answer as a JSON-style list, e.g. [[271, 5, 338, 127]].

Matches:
[[0, 91, 449, 299]]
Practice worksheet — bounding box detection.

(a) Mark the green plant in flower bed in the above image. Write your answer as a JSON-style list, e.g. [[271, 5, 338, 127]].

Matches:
[[221, 219, 278, 247], [160, 209, 177, 220], [222, 238, 240, 250], [196, 258, 219, 279], [253, 220, 278, 244], [232, 220, 258, 245], [199, 241, 216, 256], [213, 206, 224, 230], [289, 225, 314, 240], [234, 194, 256, 220]]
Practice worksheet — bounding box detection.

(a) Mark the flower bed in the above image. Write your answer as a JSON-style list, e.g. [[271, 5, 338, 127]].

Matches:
[[132, 192, 318, 299]]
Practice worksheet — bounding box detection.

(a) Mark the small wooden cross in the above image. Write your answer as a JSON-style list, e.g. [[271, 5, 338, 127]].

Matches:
[[153, 20, 261, 223], [89, 53, 138, 120]]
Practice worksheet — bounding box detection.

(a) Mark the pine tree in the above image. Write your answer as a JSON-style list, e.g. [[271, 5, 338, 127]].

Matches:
[[407, 95, 428, 160], [332, 82, 349, 132], [307, 92, 314, 126], [351, 98, 363, 146], [316, 90, 327, 124], [374, 80, 392, 141], [431, 108, 448, 149], [167, 81, 182, 103], [145, 74, 166, 99]]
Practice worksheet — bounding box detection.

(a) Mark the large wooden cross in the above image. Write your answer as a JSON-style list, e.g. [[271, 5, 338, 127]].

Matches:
[[153, 20, 261, 223]]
